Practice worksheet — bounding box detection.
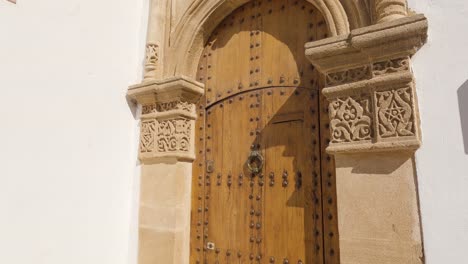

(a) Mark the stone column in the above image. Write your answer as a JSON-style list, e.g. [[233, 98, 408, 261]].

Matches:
[[374, 0, 408, 23], [128, 76, 204, 264], [306, 15, 428, 264]]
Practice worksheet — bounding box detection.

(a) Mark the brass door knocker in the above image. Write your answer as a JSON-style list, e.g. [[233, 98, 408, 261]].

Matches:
[[247, 150, 264, 175]]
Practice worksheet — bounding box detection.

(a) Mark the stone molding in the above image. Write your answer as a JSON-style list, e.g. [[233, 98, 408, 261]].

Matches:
[[128, 76, 204, 163], [306, 14, 428, 154], [305, 14, 428, 73]]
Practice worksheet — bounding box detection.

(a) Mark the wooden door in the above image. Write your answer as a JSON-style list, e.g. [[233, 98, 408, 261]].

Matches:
[[190, 1, 339, 263]]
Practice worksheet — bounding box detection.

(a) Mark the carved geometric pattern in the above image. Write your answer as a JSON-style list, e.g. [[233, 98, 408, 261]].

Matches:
[[329, 96, 373, 143], [145, 43, 159, 66], [142, 101, 194, 114], [144, 43, 159, 79], [373, 57, 410, 76], [326, 66, 371, 86], [157, 118, 191, 152], [376, 87, 415, 138], [140, 120, 156, 153], [142, 104, 157, 115], [157, 101, 193, 112]]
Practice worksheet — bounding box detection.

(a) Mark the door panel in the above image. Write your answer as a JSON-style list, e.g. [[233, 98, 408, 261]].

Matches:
[[261, 87, 322, 264], [201, 87, 321, 263], [204, 92, 259, 263], [191, 0, 339, 263]]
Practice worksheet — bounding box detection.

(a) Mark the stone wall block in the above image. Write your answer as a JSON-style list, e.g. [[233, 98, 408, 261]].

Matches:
[[138, 228, 175, 264]]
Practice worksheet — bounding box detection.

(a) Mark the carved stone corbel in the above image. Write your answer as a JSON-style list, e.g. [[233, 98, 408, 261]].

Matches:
[[128, 76, 204, 163], [306, 14, 428, 154]]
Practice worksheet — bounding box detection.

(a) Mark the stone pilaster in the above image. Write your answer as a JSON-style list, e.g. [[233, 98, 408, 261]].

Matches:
[[306, 14, 428, 264], [128, 76, 204, 264]]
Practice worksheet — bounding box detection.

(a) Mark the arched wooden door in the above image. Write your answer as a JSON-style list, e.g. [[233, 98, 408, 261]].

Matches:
[[190, 1, 339, 263]]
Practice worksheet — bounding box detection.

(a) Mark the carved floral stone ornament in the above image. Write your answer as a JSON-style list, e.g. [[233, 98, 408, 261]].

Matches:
[[329, 95, 373, 143], [306, 15, 428, 153], [128, 76, 204, 163]]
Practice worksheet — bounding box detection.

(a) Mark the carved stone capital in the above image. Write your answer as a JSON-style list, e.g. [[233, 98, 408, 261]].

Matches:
[[128, 76, 204, 163], [306, 15, 427, 154]]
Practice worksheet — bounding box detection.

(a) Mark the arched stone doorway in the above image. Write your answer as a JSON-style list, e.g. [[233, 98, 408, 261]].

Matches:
[[128, 0, 428, 263], [190, 1, 339, 263]]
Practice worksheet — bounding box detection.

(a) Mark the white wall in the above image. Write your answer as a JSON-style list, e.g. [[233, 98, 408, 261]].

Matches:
[[0, 0, 147, 263], [408, 0, 468, 263]]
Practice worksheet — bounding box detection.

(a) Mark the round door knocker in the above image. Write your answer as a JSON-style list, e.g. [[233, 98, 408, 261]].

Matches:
[[247, 150, 264, 175]]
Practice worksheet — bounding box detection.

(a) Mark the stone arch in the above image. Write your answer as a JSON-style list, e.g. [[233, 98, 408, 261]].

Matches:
[[166, 0, 371, 79], [338, 0, 372, 29]]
